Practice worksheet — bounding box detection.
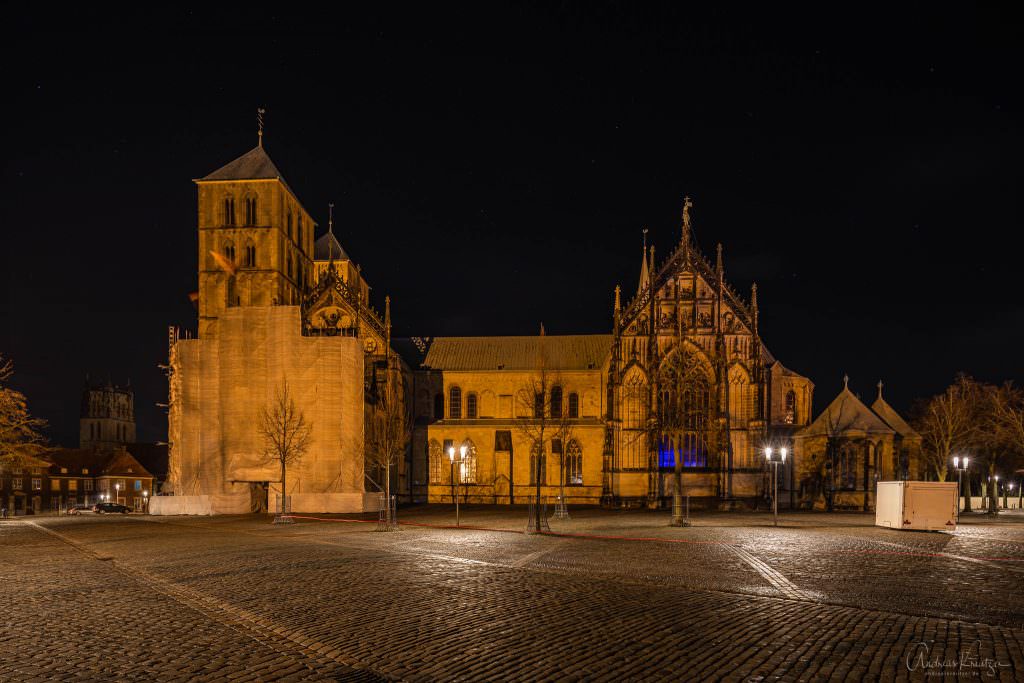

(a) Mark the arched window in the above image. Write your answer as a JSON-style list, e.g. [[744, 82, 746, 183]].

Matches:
[[550, 385, 562, 418], [433, 393, 444, 420], [244, 196, 257, 225], [223, 240, 236, 264], [428, 440, 443, 484], [466, 392, 478, 419], [286, 254, 293, 278], [566, 440, 583, 485], [534, 391, 544, 418], [784, 390, 797, 425], [623, 372, 647, 429], [297, 216, 304, 250], [568, 392, 579, 419], [681, 379, 710, 467], [287, 209, 293, 239], [244, 239, 256, 268], [449, 386, 462, 419], [530, 443, 546, 485], [223, 196, 236, 226], [461, 439, 478, 484]]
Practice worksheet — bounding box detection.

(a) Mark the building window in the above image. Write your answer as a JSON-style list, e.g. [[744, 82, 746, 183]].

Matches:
[[244, 240, 256, 268], [287, 254, 293, 278], [466, 393, 478, 419], [550, 386, 562, 419], [461, 440, 478, 484], [12, 478, 22, 490], [84, 480, 93, 492], [287, 209, 293, 239], [530, 444, 546, 485], [449, 386, 462, 419], [134, 480, 142, 491], [297, 216, 303, 250], [568, 392, 579, 419], [68, 480, 78, 492], [428, 440, 443, 484], [565, 440, 583, 485], [224, 196, 236, 225], [223, 240, 236, 264], [784, 390, 797, 425], [433, 393, 444, 420], [244, 196, 257, 225], [534, 391, 544, 419], [37, 479, 46, 491]]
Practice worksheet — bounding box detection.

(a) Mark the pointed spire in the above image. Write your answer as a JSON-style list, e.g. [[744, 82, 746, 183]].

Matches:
[[751, 282, 758, 312], [539, 321, 546, 337], [327, 203, 336, 264], [257, 107, 265, 148], [614, 284, 621, 314], [877, 380, 884, 401], [384, 295, 392, 348], [843, 374, 850, 390], [638, 228, 650, 295], [681, 196, 693, 245], [716, 242, 724, 278], [649, 245, 656, 287]]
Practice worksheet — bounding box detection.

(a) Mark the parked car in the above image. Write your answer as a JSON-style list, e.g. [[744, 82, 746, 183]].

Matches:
[[66, 504, 94, 515], [92, 502, 131, 514]]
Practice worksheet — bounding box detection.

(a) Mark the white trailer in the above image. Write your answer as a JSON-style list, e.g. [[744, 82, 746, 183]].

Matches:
[[875, 481, 959, 531]]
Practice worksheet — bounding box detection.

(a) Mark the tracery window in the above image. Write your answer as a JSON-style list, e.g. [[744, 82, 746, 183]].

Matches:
[[460, 439, 478, 484], [244, 239, 256, 268], [550, 386, 563, 418], [223, 240, 236, 264], [224, 196, 236, 226], [449, 386, 462, 419], [568, 392, 579, 418], [466, 392, 478, 419], [530, 443, 546, 485], [784, 390, 797, 425], [244, 196, 257, 226], [565, 440, 583, 485], [428, 440, 443, 484]]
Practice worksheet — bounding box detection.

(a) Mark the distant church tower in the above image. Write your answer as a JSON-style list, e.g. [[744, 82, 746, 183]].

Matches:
[[193, 118, 317, 337], [80, 378, 136, 450]]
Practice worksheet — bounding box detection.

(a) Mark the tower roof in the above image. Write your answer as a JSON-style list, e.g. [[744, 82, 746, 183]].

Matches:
[[314, 230, 350, 262], [200, 145, 286, 182]]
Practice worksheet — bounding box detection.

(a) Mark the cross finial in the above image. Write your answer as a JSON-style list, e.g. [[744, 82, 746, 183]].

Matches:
[[257, 108, 266, 147], [328, 203, 334, 234], [877, 380, 884, 400], [843, 374, 849, 390], [642, 227, 648, 251]]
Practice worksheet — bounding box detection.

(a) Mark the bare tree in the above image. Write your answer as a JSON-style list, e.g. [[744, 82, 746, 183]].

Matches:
[[977, 382, 1024, 514], [514, 324, 557, 533], [656, 345, 715, 526], [259, 381, 312, 520], [912, 375, 982, 482], [0, 354, 48, 472], [366, 360, 411, 524], [549, 386, 579, 518]]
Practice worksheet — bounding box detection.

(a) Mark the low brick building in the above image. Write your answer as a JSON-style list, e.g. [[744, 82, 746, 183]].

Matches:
[[46, 448, 156, 512]]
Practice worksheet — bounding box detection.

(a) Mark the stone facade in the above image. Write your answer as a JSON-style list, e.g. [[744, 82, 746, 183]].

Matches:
[[79, 380, 136, 450]]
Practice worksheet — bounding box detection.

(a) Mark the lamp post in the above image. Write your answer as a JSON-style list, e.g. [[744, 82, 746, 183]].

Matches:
[[953, 456, 969, 516], [448, 445, 466, 527], [142, 490, 149, 513], [764, 446, 787, 527], [995, 474, 1000, 512], [115, 483, 121, 505], [1007, 481, 1014, 510]]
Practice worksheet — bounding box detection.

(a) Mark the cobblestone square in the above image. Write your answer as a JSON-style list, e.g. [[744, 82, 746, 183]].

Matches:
[[2, 507, 1022, 681]]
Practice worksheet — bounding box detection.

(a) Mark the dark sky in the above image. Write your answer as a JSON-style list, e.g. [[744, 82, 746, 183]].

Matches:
[[2, 5, 1021, 446]]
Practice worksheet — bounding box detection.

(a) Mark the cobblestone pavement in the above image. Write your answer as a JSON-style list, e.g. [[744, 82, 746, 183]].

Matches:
[[1, 507, 1022, 682]]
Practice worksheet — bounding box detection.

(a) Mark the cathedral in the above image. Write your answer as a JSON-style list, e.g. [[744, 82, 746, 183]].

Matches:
[[158, 133, 820, 515]]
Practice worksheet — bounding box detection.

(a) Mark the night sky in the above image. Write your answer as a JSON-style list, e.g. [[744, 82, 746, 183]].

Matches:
[[3, 5, 1021, 446]]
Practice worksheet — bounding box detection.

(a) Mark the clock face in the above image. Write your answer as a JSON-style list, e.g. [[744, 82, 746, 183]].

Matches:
[[364, 339, 377, 353]]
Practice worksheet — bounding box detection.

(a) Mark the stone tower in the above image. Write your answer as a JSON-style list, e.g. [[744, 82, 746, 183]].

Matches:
[[193, 143, 317, 338], [80, 379, 136, 450]]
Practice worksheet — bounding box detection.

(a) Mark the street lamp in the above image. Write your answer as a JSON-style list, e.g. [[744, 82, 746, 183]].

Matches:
[[142, 490, 149, 513], [995, 475, 1000, 512], [764, 446, 787, 527], [953, 456, 970, 515], [1007, 481, 1014, 510], [115, 483, 121, 505], [448, 445, 466, 527]]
